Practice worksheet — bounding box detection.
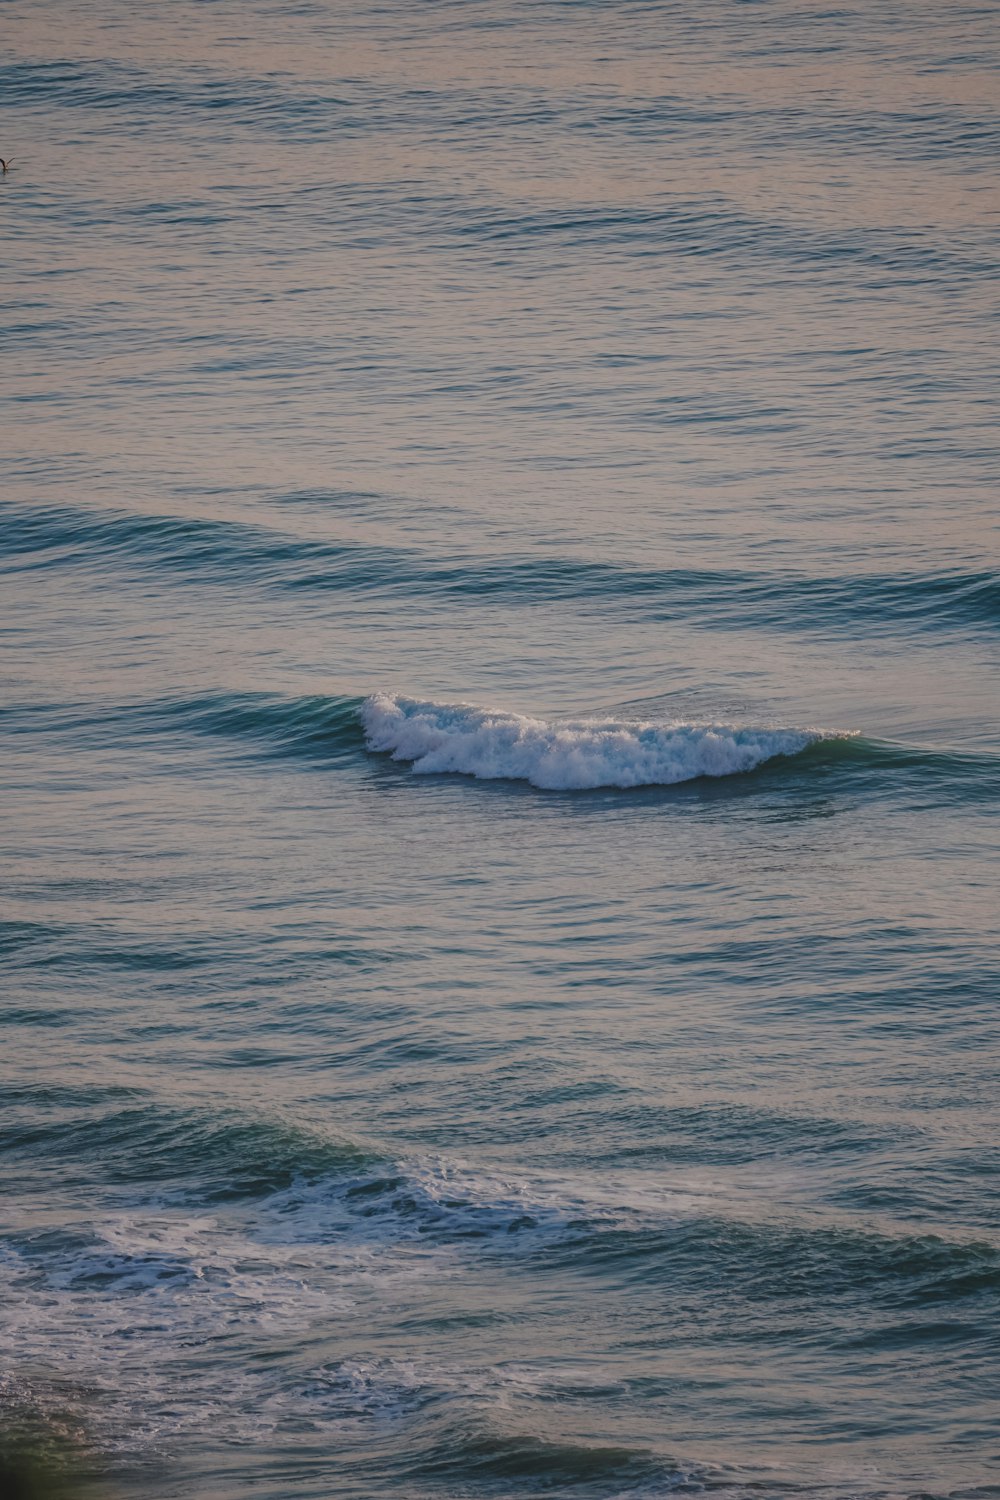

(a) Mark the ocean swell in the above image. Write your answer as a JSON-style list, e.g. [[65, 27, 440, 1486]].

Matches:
[[361, 694, 835, 791]]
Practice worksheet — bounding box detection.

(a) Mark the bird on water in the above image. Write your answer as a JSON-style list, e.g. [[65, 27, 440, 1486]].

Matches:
[[0, 158, 12, 173]]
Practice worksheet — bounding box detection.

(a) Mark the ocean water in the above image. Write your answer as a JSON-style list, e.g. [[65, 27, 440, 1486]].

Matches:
[[2, 1, 999, 1496]]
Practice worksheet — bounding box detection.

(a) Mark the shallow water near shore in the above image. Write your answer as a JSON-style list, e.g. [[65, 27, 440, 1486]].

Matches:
[[2, 1, 999, 1496]]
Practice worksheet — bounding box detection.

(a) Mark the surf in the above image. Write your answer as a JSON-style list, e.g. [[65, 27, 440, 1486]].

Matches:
[[360, 693, 847, 791]]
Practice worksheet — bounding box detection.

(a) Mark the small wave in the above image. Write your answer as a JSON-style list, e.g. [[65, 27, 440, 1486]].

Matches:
[[3, 499, 998, 639], [1, 1099, 379, 1202], [361, 694, 841, 791], [0, 692, 367, 771], [5, 691, 998, 804]]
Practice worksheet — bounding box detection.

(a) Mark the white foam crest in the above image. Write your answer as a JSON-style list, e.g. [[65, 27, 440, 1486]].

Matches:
[[361, 693, 829, 790], [402, 1158, 773, 1239], [257, 1155, 752, 1255]]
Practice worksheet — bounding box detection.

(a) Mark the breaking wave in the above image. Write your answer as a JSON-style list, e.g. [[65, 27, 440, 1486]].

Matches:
[[6, 690, 997, 802], [361, 694, 844, 791]]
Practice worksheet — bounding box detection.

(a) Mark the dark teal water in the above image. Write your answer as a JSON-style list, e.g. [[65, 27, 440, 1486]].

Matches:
[[2, 2, 999, 1496]]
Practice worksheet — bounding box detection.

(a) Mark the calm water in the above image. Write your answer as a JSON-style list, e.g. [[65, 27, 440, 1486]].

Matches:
[[2, 2, 999, 1496]]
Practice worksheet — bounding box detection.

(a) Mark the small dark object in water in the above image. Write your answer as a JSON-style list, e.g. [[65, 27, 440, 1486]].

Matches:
[[0, 158, 12, 173]]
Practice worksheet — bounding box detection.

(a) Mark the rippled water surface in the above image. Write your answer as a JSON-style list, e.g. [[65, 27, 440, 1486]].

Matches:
[[2, 1, 999, 1496]]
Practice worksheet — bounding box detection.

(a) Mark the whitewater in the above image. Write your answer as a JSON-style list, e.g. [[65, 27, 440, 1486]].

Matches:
[[361, 693, 839, 790]]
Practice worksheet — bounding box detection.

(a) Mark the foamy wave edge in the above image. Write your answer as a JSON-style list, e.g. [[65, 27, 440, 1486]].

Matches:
[[361, 693, 846, 791]]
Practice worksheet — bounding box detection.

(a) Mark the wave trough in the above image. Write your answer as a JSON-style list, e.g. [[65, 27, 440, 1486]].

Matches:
[[361, 694, 839, 791]]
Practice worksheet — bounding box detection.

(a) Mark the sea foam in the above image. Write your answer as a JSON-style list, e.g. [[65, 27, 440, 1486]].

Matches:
[[361, 693, 827, 790]]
